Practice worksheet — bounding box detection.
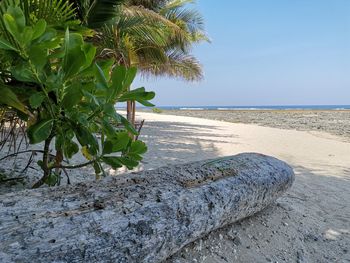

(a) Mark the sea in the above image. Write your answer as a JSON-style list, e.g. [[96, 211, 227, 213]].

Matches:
[[146, 105, 350, 111]]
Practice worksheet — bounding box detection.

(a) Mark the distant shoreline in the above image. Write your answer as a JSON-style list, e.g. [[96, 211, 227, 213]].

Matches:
[[135, 105, 350, 111], [142, 109, 350, 141]]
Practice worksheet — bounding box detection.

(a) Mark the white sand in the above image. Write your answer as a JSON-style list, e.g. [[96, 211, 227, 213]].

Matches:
[[1, 112, 349, 262], [134, 112, 350, 263]]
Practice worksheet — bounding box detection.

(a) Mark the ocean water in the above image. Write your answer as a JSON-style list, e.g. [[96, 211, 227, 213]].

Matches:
[[152, 105, 350, 111]]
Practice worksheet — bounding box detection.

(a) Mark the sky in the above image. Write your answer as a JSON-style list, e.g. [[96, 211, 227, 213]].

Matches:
[[134, 0, 350, 107]]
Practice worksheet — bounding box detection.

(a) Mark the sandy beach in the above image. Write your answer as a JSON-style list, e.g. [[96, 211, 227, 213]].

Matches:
[[157, 110, 350, 142], [1, 111, 349, 262], [1, 1, 348, 262], [134, 112, 350, 263]]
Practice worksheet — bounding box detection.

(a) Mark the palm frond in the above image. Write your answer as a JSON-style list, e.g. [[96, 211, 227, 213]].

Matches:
[[162, 1, 209, 43], [75, 0, 125, 28], [26, 0, 76, 25], [125, 0, 168, 10], [137, 48, 203, 81], [87, 0, 208, 81], [123, 5, 192, 49], [97, 13, 170, 63], [161, 0, 194, 12], [0, 0, 76, 30]]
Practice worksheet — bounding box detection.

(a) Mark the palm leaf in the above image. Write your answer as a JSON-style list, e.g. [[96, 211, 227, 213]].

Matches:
[[26, 0, 76, 26], [138, 48, 202, 81], [76, 0, 125, 28]]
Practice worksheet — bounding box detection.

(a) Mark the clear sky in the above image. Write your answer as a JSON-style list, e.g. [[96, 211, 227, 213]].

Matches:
[[134, 0, 350, 107]]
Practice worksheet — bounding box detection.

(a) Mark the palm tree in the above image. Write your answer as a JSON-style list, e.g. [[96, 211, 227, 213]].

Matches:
[[75, 0, 207, 79], [75, 0, 208, 124], [1, 0, 208, 125]]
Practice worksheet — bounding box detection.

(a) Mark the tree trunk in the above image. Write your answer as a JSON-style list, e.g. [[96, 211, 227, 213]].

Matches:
[[131, 100, 136, 125], [126, 100, 136, 140], [31, 134, 53, 188], [0, 153, 294, 263], [127, 100, 132, 123], [127, 100, 136, 126]]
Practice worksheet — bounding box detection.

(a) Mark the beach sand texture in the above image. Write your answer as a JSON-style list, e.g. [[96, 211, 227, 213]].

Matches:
[[136, 112, 349, 263], [0, 111, 349, 262]]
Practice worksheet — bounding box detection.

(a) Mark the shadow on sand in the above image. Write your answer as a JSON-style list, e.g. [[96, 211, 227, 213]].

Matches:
[[139, 121, 240, 169]]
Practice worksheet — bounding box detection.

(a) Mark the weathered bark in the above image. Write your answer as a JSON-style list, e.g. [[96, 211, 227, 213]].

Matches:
[[0, 153, 294, 263]]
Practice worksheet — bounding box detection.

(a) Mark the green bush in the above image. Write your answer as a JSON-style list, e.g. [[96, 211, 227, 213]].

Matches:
[[152, 108, 163, 114], [0, 3, 155, 187]]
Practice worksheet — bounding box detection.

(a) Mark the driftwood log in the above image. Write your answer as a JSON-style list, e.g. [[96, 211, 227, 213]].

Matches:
[[0, 153, 294, 263]]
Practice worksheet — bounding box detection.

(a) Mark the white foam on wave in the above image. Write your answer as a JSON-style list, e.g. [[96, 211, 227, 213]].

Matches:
[[180, 108, 205, 110]]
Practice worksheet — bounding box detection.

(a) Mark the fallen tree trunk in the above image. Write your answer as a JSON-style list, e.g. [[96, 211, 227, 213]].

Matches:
[[0, 153, 294, 263]]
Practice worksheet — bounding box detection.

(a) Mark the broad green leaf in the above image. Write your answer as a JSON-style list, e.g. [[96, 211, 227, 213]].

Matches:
[[97, 59, 115, 81], [45, 74, 62, 92], [48, 49, 65, 60], [137, 100, 155, 107], [101, 119, 116, 138], [61, 139, 79, 159], [3, 14, 19, 40], [102, 156, 123, 169], [11, 62, 36, 82], [7, 6, 25, 30], [44, 173, 59, 186], [62, 83, 82, 109], [62, 29, 86, 80], [102, 140, 114, 155], [32, 19, 47, 40], [125, 140, 147, 163], [75, 113, 89, 127], [119, 87, 155, 106], [3, 6, 25, 41], [120, 115, 138, 135], [103, 132, 130, 154], [124, 67, 137, 89], [28, 46, 47, 70], [94, 63, 108, 90], [36, 28, 56, 42], [27, 119, 54, 144], [103, 104, 120, 120], [0, 84, 27, 113], [89, 122, 100, 133], [55, 134, 64, 150], [74, 125, 99, 155], [35, 28, 60, 49], [82, 90, 100, 108], [112, 132, 130, 152], [21, 26, 33, 46], [119, 157, 139, 170], [110, 65, 127, 99], [81, 43, 96, 70], [29, 92, 45, 109], [0, 37, 18, 51], [130, 140, 147, 155]]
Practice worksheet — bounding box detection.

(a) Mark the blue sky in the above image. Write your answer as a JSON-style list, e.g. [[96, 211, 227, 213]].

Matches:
[[134, 0, 350, 106]]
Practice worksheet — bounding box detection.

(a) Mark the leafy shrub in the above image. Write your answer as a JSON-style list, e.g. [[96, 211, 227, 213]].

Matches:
[[152, 108, 163, 114], [0, 3, 155, 187]]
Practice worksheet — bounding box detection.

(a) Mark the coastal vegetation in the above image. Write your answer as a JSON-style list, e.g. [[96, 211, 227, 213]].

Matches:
[[0, 1, 155, 187], [0, 0, 206, 187]]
